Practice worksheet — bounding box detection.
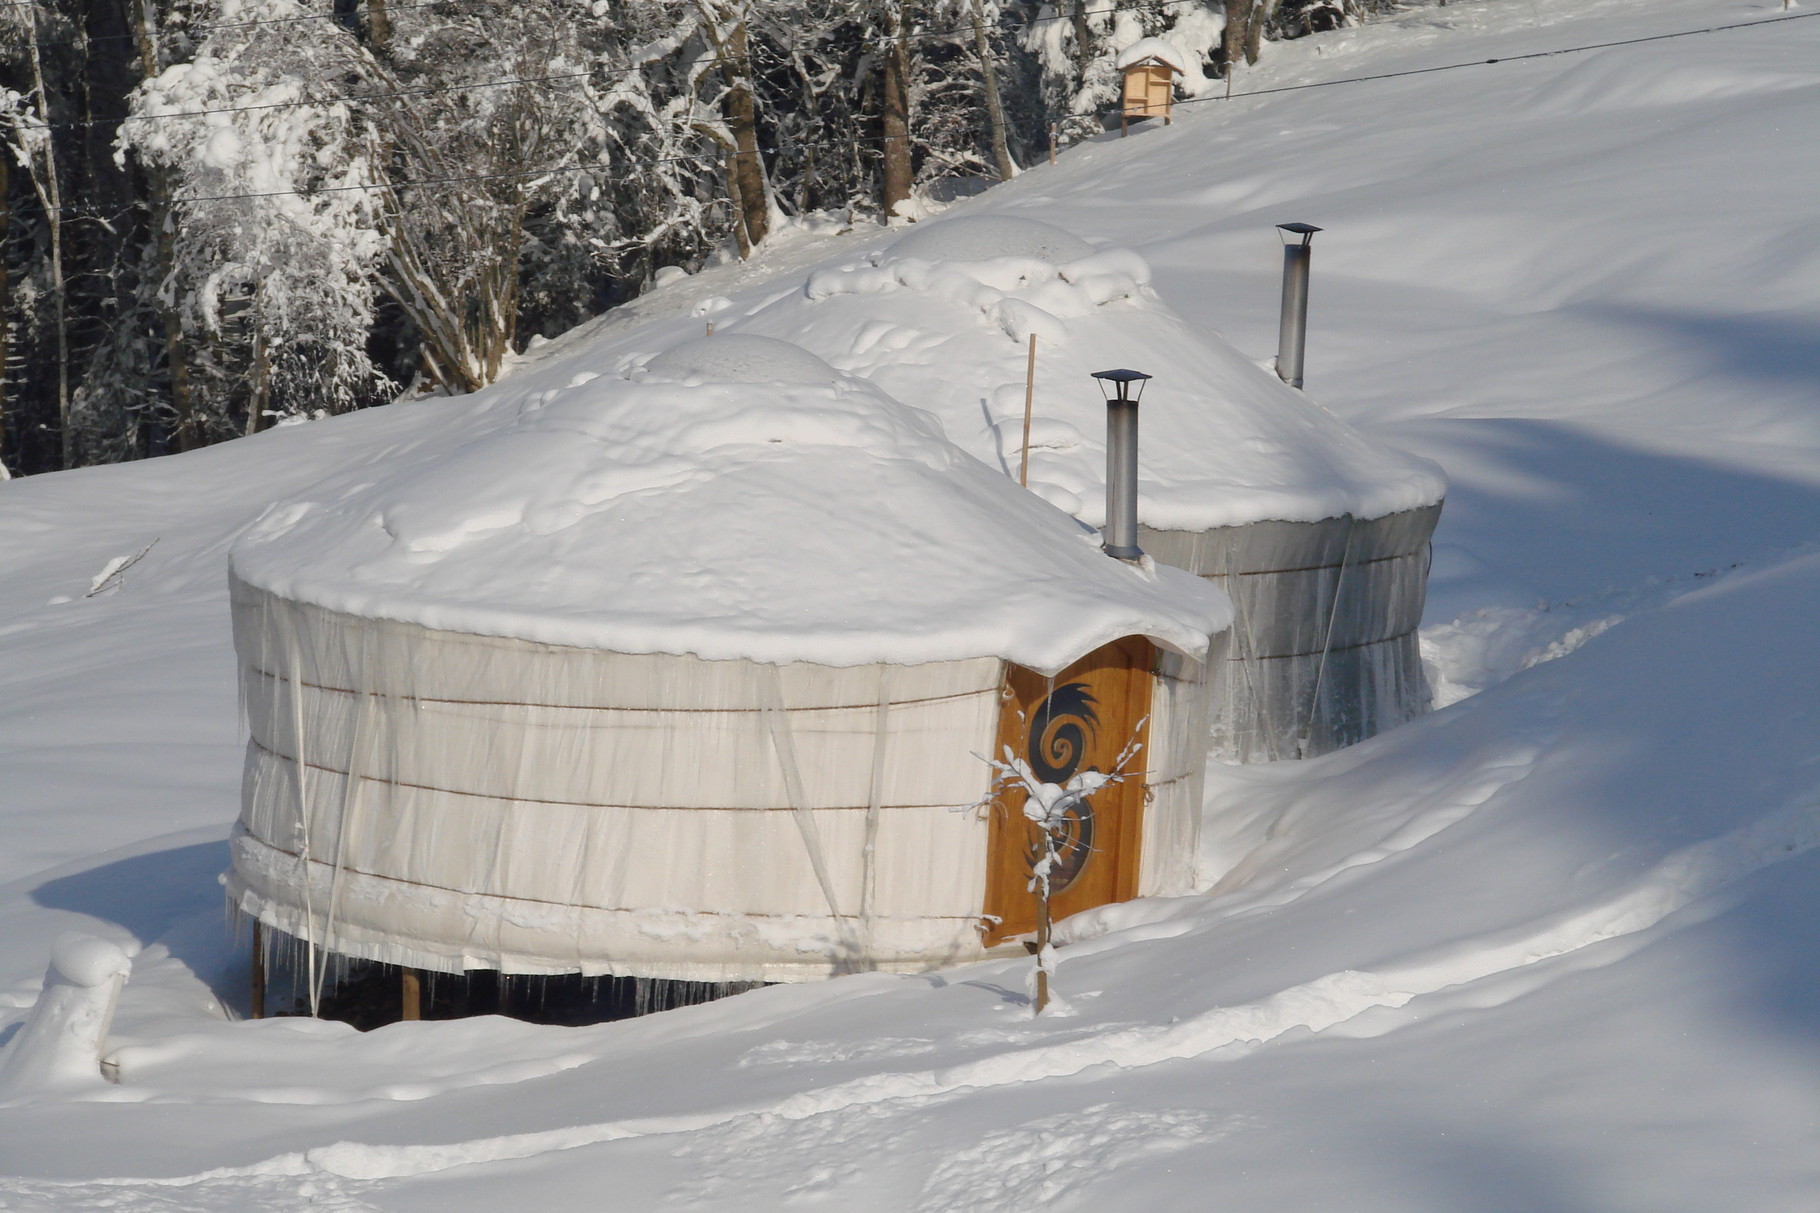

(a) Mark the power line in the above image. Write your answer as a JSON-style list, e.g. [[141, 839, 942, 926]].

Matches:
[[17, 7, 1815, 219], [1172, 7, 1820, 110], [26, 0, 1214, 135], [83, 67, 598, 131], [75, 0, 449, 47]]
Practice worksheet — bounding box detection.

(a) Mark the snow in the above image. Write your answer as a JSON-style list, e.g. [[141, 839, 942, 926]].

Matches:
[[883, 214, 1096, 265], [639, 332, 837, 384], [4, 0, 1820, 1207], [1115, 36, 1190, 75], [0, 936, 133, 1103], [744, 220, 1446, 529], [230, 345, 1228, 670]]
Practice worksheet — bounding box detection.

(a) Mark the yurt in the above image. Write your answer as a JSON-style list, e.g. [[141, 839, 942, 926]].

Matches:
[[224, 335, 1231, 1014], [728, 216, 1448, 762]]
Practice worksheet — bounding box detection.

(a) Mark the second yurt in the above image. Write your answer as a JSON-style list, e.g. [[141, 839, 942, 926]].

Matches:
[[224, 336, 1231, 1008], [729, 216, 1448, 761]]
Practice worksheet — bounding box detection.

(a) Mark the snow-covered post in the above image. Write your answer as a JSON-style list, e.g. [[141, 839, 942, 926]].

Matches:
[[0, 935, 134, 1103], [1091, 368, 1151, 562], [1275, 222, 1322, 390]]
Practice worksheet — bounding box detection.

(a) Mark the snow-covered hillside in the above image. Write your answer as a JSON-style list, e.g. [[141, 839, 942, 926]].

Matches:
[[3, 0, 1818, 1207]]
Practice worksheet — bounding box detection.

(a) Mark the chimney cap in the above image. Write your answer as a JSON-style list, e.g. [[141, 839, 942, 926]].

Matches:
[[1090, 368, 1153, 384]]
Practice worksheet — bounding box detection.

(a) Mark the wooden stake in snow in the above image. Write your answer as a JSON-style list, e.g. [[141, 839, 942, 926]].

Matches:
[[250, 920, 265, 1020], [1018, 334, 1037, 487]]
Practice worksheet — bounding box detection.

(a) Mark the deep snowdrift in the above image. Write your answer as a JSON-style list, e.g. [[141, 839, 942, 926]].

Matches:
[[2, 0, 1818, 1208]]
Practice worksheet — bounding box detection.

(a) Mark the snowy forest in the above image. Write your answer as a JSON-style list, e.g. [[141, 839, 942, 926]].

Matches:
[[0, 0, 1386, 477]]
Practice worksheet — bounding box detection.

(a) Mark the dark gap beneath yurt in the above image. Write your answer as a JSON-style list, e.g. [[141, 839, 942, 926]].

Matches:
[[254, 925, 762, 1030]]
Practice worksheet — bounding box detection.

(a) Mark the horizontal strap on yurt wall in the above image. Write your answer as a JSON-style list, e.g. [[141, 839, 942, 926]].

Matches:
[[240, 746, 987, 919], [243, 674, 997, 811], [1210, 631, 1427, 763], [230, 575, 1001, 709], [1210, 552, 1429, 657], [227, 832, 990, 983], [1140, 502, 1442, 577]]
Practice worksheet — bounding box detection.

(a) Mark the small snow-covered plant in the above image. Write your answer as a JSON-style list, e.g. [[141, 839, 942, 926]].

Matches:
[[978, 729, 1143, 1016]]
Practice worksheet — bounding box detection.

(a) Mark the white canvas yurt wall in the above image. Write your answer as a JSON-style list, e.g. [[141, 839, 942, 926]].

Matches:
[[225, 336, 1232, 985], [727, 216, 1448, 761]]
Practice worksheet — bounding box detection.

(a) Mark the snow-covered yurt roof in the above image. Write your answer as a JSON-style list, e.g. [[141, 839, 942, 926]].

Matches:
[[727, 216, 1446, 532], [230, 334, 1229, 672]]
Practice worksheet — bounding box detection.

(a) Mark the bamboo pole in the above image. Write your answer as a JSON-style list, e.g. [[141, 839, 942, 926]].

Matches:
[[1017, 333, 1037, 487]]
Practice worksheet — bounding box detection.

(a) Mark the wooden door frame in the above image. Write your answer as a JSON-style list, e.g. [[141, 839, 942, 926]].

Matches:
[[981, 636, 1156, 946]]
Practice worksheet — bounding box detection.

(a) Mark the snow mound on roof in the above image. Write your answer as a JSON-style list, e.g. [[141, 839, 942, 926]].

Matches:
[[640, 333, 838, 385], [887, 215, 1095, 266], [231, 354, 1229, 671], [740, 227, 1444, 530], [1116, 36, 1190, 74]]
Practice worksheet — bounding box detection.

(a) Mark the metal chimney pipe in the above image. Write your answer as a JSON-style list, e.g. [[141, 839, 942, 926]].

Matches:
[[1275, 222, 1322, 389], [1090, 369, 1152, 562]]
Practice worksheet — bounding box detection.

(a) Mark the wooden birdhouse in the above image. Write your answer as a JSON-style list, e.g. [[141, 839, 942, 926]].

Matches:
[[1120, 55, 1178, 134]]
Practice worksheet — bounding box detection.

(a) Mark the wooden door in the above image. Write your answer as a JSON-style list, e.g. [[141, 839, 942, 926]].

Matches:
[[982, 636, 1155, 946]]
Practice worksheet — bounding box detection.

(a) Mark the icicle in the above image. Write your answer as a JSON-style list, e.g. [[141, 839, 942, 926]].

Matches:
[[1299, 515, 1358, 760], [318, 614, 379, 994], [859, 664, 891, 962], [274, 600, 325, 1016], [760, 665, 863, 964]]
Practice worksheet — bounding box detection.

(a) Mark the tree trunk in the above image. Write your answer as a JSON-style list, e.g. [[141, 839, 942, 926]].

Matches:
[[720, 20, 770, 252], [132, 0, 195, 453], [880, 4, 912, 218], [1224, 0, 1267, 70], [1, 150, 9, 473], [365, 0, 392, 54], [21, 10, 71, 467], [245, 299, 269, 437], [968, 0, 1017, 181], [1071, 0, 1092, 75]]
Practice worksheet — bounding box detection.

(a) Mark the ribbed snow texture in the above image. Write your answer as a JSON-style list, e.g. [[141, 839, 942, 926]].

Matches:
[[226, 578, 1212, 982], [1143, 503, 1442, 763]]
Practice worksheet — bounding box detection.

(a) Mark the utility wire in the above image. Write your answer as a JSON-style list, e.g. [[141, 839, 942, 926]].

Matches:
[[17, 8, 1816, 219], [47, 67, 600, 131], [75, 0, 449, 46], [1171, 7, 1820, 110]]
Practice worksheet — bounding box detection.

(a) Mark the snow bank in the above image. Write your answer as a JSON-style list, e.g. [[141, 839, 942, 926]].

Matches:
[[736, 216, 1446, 531], [640, 333, 838, 385], [885, 215, 1095, 265], [230, 340, 1229, 671]]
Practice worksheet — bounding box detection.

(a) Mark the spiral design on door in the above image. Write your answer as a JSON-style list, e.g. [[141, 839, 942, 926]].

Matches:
[[1025, 682, 1100, 893], [1028, 682, 1099, 783]]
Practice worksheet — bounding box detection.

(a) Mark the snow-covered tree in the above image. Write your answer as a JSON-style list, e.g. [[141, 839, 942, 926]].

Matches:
[[1021, 1, 1225, 144], [2, 0, 73, 466], [120, 0, 389, 441]]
